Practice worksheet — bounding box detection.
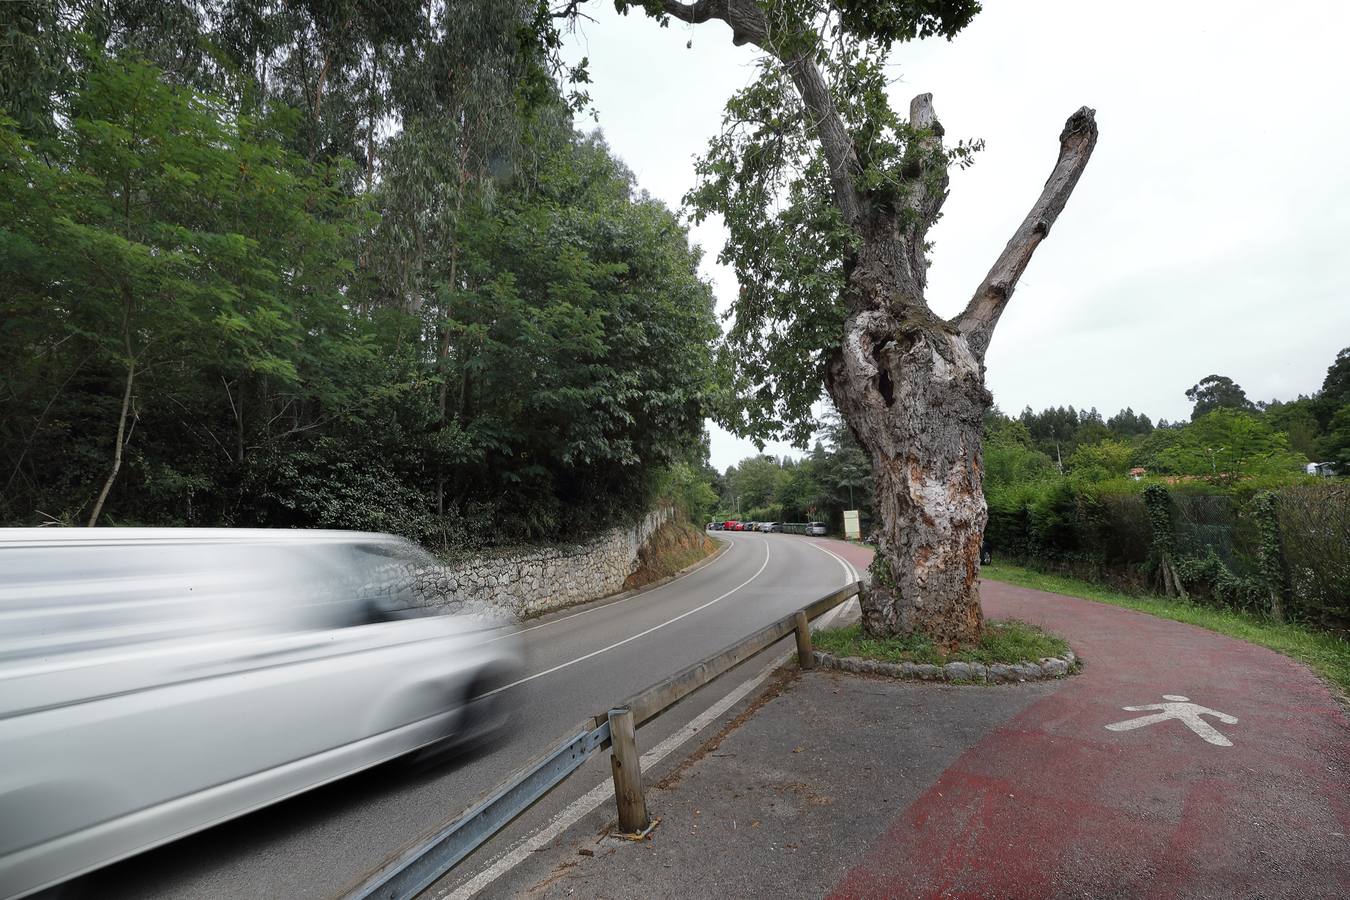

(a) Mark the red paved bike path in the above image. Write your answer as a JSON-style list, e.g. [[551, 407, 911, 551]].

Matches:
[[819, 540, 1350, 899]]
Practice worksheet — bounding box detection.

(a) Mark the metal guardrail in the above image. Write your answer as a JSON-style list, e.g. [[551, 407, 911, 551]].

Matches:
[[344, 579, 861, 900]]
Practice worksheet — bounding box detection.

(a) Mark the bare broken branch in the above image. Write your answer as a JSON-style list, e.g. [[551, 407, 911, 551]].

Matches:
[[657, 0, 863, 225], [900, 92, 950, 292], [659, 0, 720, 25], [781, 52, 864, 226], [957, 106, 1098, 358]]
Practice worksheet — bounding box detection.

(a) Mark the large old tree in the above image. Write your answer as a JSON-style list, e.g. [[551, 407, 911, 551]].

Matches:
[[566, 0, 1098, 645]]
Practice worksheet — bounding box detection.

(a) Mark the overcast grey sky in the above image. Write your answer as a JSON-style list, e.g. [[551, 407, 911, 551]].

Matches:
[[562, 0, 1350, 472]]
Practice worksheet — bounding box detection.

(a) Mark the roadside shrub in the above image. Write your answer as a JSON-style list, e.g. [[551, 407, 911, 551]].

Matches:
[[1092, 489, 1151, 567], [983, 476, 1348, 628], [1276, 484, 1350, 623]]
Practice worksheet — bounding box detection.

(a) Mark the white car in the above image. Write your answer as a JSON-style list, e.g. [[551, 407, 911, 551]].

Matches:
[[0, 529, 520, 899], [806, 521, 828, 536]]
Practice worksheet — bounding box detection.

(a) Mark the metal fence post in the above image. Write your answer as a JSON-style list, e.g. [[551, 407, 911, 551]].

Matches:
[[607, 706, 649, 834], [794, 610, 814, 669]]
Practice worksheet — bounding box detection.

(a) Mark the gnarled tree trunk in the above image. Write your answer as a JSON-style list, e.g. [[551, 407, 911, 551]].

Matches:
[[827, 309, 990, 647], [823, 105, 1098, 647]]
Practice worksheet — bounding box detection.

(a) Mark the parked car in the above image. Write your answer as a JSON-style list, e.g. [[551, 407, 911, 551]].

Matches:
[[0, 528, 521, 899], [807, 521, 828, 536], [758, 522, 777, 533]]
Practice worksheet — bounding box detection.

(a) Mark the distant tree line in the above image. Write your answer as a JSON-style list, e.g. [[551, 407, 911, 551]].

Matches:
[[0, 2, 717, 549], [985, 347, 1350, 493], [711, 345, 1348, 534], [709, 416, 872, 530]]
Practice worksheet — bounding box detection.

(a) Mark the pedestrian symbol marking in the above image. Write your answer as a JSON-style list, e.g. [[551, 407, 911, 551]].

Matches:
[[1105, 695, 1238, 747]]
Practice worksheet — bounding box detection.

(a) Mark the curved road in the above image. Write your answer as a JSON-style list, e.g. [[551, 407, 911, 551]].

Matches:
[[82, 530, 854, 899]]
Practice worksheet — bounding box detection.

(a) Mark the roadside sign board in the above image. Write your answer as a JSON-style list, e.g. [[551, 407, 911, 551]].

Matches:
[[844, 509, 861, 540]]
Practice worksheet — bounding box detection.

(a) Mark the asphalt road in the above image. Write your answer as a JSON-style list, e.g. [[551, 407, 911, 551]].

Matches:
[[79, 530, 854, 900]]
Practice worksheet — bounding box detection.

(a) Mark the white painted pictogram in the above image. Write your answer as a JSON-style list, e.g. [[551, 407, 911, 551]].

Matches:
[[1104, 695, 1238, 746]]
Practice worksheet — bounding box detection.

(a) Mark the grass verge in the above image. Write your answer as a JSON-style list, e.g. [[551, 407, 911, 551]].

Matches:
[[982, 562, 1350, 698], [814, 618, 1069, 667]]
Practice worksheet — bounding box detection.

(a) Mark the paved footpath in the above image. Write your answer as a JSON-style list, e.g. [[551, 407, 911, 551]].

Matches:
[[823, 542, 1350, 899], [486, 540, 1350, 899]]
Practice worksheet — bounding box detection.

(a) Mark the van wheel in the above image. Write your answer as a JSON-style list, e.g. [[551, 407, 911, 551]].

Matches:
[[458, 668, 516, 748]]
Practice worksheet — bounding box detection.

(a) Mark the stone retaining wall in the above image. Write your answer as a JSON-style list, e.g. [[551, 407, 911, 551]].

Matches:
[[415, 507, 675, 621]]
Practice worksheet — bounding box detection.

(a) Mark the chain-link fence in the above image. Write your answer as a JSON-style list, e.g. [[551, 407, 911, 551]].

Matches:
[[1276, 484, 1350, 620], [986, 480, 1349, 627]]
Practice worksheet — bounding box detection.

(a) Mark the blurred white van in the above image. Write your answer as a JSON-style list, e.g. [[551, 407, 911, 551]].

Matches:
[[0, 529, 520, 899]]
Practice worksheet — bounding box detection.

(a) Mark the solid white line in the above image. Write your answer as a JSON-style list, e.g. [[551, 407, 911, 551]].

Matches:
[[481, 536, 737, 646], [477, 539, 771, 699], [807, 538, 861, 584], [437, 598, 855, 900]]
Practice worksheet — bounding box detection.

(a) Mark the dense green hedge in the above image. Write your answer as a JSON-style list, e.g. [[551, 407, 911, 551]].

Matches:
[[986, 479, 1349, 625]]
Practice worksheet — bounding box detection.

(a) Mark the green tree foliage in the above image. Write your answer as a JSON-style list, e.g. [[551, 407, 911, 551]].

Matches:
[[0, 9, 717, 546], [1106, 407, 1154, 439], [1317, 347, 1350, 407], [574, 1, 983, 448], [725, 455, 788, 511], [1186, 374, 1255, 420], [777, 463, 826, 521], [1317, 406, 1350, 474], [716, 413, 872, 528], [811, 414, 873, 518], [1065, 439, 1134, 483], [658, 462, 720, 524], [1261, 398, 1320, 459], [1312, 348, 1350, 471], [1, 53, 367, 525], [982, 417, 1054, 492], [1153, 410, 1306, 485]]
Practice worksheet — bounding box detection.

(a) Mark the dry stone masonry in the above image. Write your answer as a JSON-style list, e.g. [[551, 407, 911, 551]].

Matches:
[[413, 507, 674, 622], [813, 648, 1079, 683]]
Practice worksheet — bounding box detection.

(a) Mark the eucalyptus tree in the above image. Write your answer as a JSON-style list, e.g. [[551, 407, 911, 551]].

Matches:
[[1186, 374, 1255, 420], [562, 1, 1098, 645], [370, 0, 557, 514]]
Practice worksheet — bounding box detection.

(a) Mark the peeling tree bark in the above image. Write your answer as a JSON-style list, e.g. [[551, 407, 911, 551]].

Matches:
[[825, 309, 990, 646]]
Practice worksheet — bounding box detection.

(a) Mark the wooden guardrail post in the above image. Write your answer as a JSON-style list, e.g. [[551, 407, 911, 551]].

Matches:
[[794, 610, 814, 669], [607, 706, 649, 834]]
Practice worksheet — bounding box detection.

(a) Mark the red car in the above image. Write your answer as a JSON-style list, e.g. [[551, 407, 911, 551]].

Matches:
[[723, 520, 741, 531]]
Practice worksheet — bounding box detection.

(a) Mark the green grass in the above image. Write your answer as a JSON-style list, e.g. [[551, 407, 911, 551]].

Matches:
[[982, 562, 1350, 698], [814, 618, 1069, 667]]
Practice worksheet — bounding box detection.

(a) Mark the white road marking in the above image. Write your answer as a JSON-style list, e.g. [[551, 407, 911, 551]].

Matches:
[[1105, 695, 1238, 747], [807, 538, 861, 585], [481, 536, 736, 645], [437, 597, 856, 900], [477, 539, 771, 699]]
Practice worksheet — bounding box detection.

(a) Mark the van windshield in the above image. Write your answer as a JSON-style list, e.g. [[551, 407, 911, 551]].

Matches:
[[0, 540, 411, 663]]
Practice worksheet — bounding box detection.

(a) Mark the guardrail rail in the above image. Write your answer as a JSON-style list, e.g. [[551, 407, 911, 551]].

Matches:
[[345, 579, 861, 900]]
